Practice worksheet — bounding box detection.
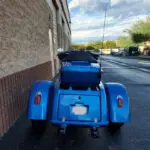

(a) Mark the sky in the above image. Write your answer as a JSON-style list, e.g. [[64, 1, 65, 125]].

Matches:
[[67, 0, 150, 44]]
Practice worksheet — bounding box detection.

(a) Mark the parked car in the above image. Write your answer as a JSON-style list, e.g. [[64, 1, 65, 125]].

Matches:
[[111, 48, 119, 55], [118, 48, 129, 56], [128, 46, 140, 56], [114, 47, 140, 56]]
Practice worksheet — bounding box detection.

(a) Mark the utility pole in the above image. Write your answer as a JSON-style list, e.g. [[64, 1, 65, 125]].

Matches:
[[100, 3, 108, 68], [101, 6, 108, 49]]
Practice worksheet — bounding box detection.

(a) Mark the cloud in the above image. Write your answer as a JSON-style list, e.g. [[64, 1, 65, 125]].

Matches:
[[71, 14, 114, 30], [68, 0, 150, 43], [111, 0, 120, 6], [69, 0, 80, 9], [69, 0, 111, 12]]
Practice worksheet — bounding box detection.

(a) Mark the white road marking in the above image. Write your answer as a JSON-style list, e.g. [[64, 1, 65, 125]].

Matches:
[[138, 61, 150, 65], [139, 68, 150, 72], [106, 60, 129, 67], [102, 67, 125, 69], [103, 59, 150, 73], [103, 62, 114, 66]]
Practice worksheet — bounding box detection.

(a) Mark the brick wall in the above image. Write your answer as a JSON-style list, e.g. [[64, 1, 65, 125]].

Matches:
[[0, 61, 52, 137], [0, 0, 71, 137]]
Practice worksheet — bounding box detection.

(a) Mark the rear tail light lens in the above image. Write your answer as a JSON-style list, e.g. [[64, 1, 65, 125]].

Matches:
[[34, 92, 41, 105], [117, 96, 123, 108]]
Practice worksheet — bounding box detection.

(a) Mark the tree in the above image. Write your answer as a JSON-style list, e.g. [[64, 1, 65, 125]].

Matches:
[[86, 45, 95, 50], [87, 40, 117, 49], [132, 33, 150, 43], [104, 40, 117, 49], [72, 44, 86, 50], [87, 42, 96, 49], [94, 41, 103, 49], [117, 36, 134, 48], [129, 17, 150, 43], [72, 44, 80, 50]]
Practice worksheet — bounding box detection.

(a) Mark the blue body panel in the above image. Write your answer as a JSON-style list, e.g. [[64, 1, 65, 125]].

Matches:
[[105, 83, 130, 123], [49, 82, 109, 127], [61, 61, 100, 87], [27, 80, 53, 120], [27, 81, 130, 127], [27, 58, 130, 128], [58, 95, 101, 121]]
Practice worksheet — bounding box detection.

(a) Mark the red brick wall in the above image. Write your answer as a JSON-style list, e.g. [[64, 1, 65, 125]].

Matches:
[[0, 61, 52, 137]]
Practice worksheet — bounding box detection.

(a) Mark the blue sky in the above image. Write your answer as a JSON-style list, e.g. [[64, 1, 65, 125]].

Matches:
[[67, 0, 150, 44]]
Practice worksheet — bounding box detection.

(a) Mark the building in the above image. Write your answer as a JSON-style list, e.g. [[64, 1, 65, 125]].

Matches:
[[99, 49, 111, 55], [0, 0, 71, 78], [143, 41, 150, 56], [0, 0, 71, 136]]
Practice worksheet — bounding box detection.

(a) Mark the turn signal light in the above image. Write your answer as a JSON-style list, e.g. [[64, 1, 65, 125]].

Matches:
[[34, 92, 41, 105], [117, 96, 123, 108]]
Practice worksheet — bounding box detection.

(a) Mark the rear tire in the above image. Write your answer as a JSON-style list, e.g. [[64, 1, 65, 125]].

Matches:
[[107, 123, 123, 134], [31, 120, 46, 135], [110, 122, 123, 128]]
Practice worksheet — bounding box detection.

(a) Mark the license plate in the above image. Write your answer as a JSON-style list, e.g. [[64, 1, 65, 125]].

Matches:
[[72, 106, 87, 115]]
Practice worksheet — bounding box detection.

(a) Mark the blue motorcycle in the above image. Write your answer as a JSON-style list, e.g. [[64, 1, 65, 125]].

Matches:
[[27, 51, 130, 138]]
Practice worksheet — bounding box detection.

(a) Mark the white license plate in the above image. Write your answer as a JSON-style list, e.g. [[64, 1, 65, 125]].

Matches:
[[72, 106, 87, 115]]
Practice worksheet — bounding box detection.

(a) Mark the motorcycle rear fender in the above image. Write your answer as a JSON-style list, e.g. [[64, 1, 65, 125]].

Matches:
[[27, 80, 54, 120], [105, 83, 130, 123]]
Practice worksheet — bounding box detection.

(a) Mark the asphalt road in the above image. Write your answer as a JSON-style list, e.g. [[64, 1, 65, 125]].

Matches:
[[0, 56, 150, 150], [101, 55, 150, 72]]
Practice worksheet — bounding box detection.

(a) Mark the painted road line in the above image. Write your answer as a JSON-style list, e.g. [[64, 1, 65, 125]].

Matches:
[[102, 67, 127, 69], [103, 59, 150, 73], [138, 61, 150, 65], [106, 60, 129, 66], [125, 66, 150, 73], [138, 68, 150, 72]]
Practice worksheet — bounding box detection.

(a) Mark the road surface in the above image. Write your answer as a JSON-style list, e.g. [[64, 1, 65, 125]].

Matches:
[[0, 56, 150, 150], [101, 55, 150, 72]]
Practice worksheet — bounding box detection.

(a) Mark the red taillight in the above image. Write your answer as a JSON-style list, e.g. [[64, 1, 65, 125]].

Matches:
[[117, 96, 123, 108], [34, 93, 41, 105]]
